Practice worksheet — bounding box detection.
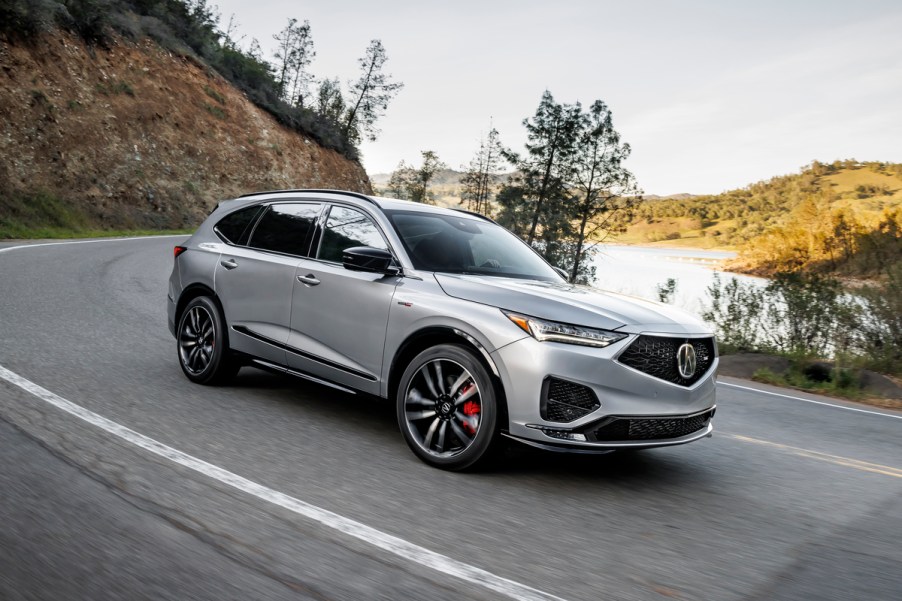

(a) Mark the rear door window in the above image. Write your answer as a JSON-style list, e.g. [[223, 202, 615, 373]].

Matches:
[[248, 203, 322, 257]]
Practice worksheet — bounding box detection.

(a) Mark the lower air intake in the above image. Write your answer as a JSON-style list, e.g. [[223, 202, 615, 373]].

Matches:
[[593, 409, 714, 442], [541, 378, 600, 422]]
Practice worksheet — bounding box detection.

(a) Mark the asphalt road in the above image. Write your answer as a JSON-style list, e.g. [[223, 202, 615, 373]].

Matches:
[[1, 236, 901, 601]]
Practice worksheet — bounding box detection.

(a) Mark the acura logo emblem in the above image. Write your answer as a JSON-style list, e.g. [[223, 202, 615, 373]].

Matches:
[[677, 343, 697, 378]]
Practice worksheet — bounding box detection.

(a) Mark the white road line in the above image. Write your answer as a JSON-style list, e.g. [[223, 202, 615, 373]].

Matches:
[[0, 365, 566, 601], [718, 381, 902, 420], [723, 433, 902, 478], [0, 234, 188, 254]]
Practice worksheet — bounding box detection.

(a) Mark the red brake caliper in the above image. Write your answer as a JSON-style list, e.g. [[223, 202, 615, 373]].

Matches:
[[460, 383, 480, 435]]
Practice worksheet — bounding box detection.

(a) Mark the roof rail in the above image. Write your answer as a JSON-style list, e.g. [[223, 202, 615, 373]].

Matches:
[[237, 189, 378, 207], [451, 208, 497, 224]]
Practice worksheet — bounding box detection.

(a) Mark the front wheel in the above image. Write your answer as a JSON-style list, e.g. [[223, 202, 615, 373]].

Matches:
[[396, 344, 499, 470], [177, 296, 239, 385]]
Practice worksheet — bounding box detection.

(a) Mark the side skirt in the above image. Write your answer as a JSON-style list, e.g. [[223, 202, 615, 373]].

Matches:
[[249, 358, 358, 395]]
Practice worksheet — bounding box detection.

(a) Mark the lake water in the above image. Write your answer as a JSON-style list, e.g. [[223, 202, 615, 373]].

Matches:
[[589, 245, 765, 316]]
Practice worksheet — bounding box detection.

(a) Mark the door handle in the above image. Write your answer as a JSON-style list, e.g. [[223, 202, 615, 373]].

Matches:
[[297, 274, 321, 286], [220, 259, 239, 270]]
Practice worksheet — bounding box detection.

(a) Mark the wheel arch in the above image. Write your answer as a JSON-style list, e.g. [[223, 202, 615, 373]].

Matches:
[[387, 327, 508, 429], [175, 284, 226, 328]]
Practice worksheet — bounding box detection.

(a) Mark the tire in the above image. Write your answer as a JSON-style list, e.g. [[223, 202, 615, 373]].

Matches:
[[176, 296, 239, 385], [396, 344, 500, 471]]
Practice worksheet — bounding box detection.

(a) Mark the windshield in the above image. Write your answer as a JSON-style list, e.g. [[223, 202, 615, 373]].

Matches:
[[385, 210, 564, 282]]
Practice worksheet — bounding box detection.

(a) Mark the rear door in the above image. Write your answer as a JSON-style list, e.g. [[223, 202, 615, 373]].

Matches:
[[286, 204, 400, 394], [216, 202, 322, 365]]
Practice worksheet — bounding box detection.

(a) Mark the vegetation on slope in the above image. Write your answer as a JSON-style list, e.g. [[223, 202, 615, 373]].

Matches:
[[631, 160, 902, 276], [703, 266, 902, 382], [0, 0, 402, 160]]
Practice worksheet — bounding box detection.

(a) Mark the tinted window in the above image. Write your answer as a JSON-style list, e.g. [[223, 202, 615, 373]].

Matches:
[[214, 205, 262, 245], [385, 210, 562, 281], [248, 203, 321, 256], [317, 206, 388, 263]]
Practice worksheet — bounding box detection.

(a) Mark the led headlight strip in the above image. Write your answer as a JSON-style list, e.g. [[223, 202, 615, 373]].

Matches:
[[503, 311, 627, 348]]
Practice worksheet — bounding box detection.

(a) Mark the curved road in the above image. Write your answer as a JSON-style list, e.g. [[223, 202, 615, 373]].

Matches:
[[1, 236, 901, 601]]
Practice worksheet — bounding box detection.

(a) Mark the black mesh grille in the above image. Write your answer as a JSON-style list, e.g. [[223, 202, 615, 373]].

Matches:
[[542, 378, 600, 422], [617, 336, 715, 386], [593, 410, 714, 442]]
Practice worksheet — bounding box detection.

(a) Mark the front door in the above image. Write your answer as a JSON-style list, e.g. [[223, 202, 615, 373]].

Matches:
[[287, 205, 400, 395]]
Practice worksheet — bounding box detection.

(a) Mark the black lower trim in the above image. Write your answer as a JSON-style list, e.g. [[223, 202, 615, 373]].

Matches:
[[590, 408, 716, 442], [249, 359, 357, 394], [231, 325, 378, 381], [500, 433, 617, 455]]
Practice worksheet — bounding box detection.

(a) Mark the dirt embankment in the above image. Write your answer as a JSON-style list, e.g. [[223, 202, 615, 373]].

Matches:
[[0, 31, 372, 230]]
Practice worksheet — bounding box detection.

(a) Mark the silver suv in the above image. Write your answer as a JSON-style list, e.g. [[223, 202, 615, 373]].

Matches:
[[168, 190, 717, 470]]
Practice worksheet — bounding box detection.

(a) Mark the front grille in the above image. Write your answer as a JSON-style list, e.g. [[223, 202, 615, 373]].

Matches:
[[593, 410, 714, 442], [541, 378, 600, 422], [617, 335, 715, 386]]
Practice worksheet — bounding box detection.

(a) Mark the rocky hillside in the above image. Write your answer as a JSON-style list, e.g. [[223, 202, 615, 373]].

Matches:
[[0, 31, 372, 232]]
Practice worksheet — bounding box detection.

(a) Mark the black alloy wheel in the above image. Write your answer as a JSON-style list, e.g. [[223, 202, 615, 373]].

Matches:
[[397, 344, 499, 470], [177, 296, 238, 385]]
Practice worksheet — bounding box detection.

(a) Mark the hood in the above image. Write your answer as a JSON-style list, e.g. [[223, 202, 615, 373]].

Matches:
[[434, 274, 712, 335]]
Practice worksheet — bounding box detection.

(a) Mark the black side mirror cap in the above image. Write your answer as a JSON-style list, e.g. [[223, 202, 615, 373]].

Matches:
[[342, 246, 400, 275]]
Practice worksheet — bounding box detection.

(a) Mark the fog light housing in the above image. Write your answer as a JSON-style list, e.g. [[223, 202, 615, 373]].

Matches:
[[541, 429, 587, 442]]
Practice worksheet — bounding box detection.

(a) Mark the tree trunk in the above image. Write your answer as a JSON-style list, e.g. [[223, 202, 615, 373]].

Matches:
[[344, 59, 376, 138], [570, 204, 591, 282], [527, 119, 560, 245]]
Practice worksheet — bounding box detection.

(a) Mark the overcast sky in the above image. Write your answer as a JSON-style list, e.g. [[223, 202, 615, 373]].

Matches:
[[212, 0, 902, 195]]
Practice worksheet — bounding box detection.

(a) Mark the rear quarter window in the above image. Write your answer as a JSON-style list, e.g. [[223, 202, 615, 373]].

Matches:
[[213, 205, 263, 245]]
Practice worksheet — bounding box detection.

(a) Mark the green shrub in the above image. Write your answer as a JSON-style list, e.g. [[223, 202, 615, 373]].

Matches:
[[704, 269, 901, 377], [752, 363, 862, 398], [58, 0, 114, 46], [0, 0, 61, 37], [203, 84, 225, 105], [702, 273, 764, 352], [203, 102, 225, 119], [656, 278, 678, 303], [850, 264, 902, 374], [0, 190, 91, 236]]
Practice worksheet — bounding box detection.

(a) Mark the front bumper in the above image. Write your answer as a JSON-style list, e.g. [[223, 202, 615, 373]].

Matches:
[[490, 334, 717, 450], [504, 421, 714, 454]]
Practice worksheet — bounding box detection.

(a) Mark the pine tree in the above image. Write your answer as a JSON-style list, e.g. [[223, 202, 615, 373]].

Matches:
[[387, 161, 415, 200], [496, 92, 641, 283], [565, 100, 641, 282], [343, 40, 403, 144], [272, 18, 314, 107], [460, 127, 505, 216], [386, 151, 446, 203], [316, 78, 345, 127], [407, 151, 446, 204], [508, 91, 582, 245]]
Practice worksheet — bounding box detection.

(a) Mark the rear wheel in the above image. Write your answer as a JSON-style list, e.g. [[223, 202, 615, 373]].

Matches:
[[396, 344, 499, 470], [177, 296, 239, 385]]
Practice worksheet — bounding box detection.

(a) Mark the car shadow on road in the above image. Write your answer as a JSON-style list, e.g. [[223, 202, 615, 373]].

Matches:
[[489, 442, 710, 484], [228, 367, 714, 485]]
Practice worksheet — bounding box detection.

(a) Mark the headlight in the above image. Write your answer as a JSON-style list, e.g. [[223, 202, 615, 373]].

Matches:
[[503, 311, 627, 348]]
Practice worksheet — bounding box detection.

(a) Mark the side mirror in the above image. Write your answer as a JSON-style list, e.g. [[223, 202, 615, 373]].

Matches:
[[342, 246, 400, 275]]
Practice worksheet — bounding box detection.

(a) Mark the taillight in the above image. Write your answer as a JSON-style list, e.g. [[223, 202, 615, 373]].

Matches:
[[174, 246, 188, 259]]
